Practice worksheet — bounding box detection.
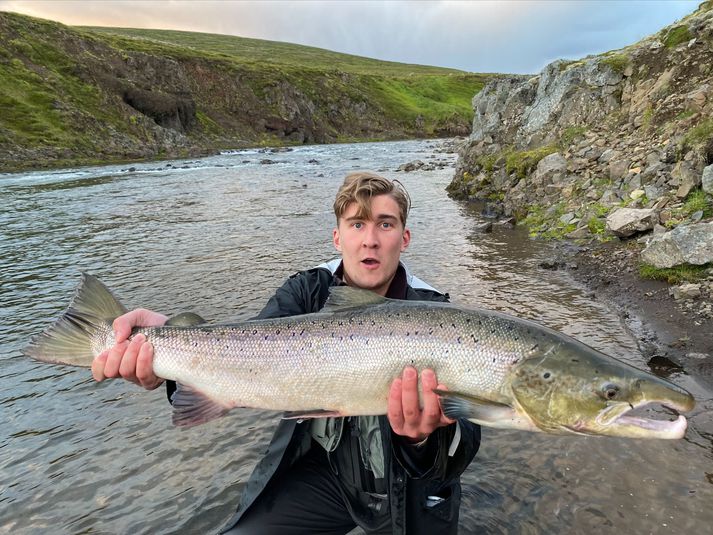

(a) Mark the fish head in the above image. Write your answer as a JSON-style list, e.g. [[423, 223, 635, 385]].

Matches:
[[508, 340, 695, 439]]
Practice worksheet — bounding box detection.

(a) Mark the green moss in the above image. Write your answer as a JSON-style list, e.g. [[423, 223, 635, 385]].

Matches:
[[560, 126, 587, 146], [600, 54, 629, 74], [639, 262, 710, 284], [505, 145, 559, 179], [663, 25, 692, 48], [676, 109, 696, 120], [682, 189, 713, 217], [587, 217, 606, 236], [681, 117, 713, 152]]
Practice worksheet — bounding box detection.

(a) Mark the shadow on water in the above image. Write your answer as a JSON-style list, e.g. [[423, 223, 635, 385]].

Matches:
[[0, 139, 711, 534]]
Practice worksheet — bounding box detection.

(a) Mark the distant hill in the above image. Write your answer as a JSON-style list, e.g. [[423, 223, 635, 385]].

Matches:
[[0, 12, 491, 171]]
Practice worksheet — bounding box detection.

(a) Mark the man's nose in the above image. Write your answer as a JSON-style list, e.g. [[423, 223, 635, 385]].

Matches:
[[362, 226, 379, 247]]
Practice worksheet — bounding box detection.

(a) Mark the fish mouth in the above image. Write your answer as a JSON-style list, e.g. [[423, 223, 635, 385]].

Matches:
[[587, 398, 693, 439]]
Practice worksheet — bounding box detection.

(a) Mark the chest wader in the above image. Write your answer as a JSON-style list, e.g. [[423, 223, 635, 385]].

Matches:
[[311, 416, 391, 530]]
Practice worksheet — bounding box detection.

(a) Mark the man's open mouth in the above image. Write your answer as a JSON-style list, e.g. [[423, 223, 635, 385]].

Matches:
[[362, 258, 380, 266]]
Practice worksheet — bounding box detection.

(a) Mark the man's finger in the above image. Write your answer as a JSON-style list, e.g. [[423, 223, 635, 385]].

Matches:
[[92, 351, 109, 382], [136, 341, 160, 389], [103, 341, 129, 378], [401, 366, 420, 425], [388, 378, 405, 430], [420, 369, 442, 425], [119, 334, 144, 382]]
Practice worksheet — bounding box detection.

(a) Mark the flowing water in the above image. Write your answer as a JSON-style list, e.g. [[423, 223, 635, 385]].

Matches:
[[1, 139, 711, 534]]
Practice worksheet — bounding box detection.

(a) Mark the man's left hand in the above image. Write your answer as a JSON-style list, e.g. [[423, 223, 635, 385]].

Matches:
[[388, 367, 455, 444]]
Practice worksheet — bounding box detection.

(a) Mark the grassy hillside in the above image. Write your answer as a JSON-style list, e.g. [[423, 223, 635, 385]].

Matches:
[[0, 12, 491, 171], [82, 26, 467, 76]]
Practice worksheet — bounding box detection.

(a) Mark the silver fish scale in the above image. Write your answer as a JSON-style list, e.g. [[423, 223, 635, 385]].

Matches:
[[124, 301, 547, 415]]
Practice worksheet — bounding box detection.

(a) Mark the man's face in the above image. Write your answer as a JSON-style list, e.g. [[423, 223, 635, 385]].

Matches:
[[333, 194, 411, 296]]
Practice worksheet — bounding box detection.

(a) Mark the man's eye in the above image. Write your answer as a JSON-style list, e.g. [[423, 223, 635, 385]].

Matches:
[[353, 222, 363, 229], [381, 222, 392, 229]]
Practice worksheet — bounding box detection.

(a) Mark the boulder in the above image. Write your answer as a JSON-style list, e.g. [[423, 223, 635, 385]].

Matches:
[[640, 221, 713, 268], [703, 164, 713, 195], [606, 208, 658, 237]]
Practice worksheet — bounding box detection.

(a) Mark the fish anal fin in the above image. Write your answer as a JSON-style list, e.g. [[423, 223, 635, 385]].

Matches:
[[433, 389, 518, 426], [282, 409, 343, 420], [172, 383, 231, 427]]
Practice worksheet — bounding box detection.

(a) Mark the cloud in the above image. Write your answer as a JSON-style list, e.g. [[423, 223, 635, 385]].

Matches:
[[0, 0, 700, 73]]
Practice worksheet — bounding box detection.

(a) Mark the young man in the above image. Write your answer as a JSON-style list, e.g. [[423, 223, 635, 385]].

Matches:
[[93, 172, 480, 534]]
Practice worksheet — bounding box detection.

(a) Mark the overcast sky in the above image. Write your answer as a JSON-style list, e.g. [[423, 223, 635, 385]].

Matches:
[[0, 1, 701, 74]]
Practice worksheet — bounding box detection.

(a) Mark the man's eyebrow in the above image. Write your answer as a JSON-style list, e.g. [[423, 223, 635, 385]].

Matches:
[[343, 213, 399, 222]]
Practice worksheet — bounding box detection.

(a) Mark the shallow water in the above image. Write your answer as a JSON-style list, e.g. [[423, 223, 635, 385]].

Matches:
[[1, 139, 711, 534]]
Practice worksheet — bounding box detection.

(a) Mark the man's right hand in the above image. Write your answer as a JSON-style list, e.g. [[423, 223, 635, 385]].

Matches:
[[91, 308, 168, 390]]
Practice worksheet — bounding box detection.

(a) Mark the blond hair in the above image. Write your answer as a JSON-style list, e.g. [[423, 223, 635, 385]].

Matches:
[[333, 171, 411, 226]]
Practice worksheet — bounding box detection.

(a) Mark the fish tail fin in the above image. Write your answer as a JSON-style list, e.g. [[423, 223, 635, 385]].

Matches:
[[22, 273, 127, 368]]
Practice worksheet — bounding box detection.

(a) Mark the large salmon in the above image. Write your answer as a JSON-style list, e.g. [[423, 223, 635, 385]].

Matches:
[[24, 273, 694, 438]]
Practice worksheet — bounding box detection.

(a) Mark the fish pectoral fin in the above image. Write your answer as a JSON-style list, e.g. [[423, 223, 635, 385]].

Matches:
[[171, 383, 231, 427], [164, 312, 207, 327], [434, 389, 517, 426], [282, 409, 343, 420]]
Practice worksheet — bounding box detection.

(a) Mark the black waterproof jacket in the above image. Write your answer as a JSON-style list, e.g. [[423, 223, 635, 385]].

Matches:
[[219, 264, 481, 534]]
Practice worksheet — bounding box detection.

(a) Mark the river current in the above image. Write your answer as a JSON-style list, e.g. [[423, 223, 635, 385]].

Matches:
[[1, 139, 711, 534]]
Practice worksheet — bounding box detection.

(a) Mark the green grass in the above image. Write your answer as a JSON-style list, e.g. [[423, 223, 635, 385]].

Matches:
[[505, 145, 559, 179], [600, 54, 629, 74], [663, 24, 692, 48], [80, 26, 476, 76], [639, 263, 711, 284], [680, 117, 713, 152], [0, 11, 492, 169]]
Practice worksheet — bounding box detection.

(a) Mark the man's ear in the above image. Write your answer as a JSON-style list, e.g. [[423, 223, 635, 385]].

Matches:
[[401, 228, 411, 252], [333, 227, 342, 251]]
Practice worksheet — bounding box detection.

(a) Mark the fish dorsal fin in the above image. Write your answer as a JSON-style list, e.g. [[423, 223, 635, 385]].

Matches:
[[322, 286, 388, 312], [165, 312, 206, 327], [172, 383, 231, 427]]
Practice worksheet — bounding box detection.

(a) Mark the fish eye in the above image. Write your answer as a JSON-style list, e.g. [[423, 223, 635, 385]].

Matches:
[[542, 371, 552, 380], [600, 383, 620, 400]]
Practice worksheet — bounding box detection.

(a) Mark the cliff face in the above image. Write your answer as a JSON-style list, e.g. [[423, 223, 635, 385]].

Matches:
[[449, 1, 713, 269], [0, 13, 484, 171]]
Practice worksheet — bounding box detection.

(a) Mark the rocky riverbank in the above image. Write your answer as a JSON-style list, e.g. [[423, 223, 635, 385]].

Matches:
[[444, 2, 713, 393]]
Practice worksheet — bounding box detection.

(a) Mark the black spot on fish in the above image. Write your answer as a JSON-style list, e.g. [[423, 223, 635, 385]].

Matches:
[[350, 334, 354, 341], [300, 329, 305, 335], [452, 323, 456, 329], [406, 332, 410, 337], [252, 330, 257, 335], [457, 336, 462, 344], [264, 335, 269, 340], [275, 330, 280, 335], [466, 318, 471, 323]]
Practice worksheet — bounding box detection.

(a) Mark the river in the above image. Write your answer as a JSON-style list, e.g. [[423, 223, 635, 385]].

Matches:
[[1, 139, 710, 534]]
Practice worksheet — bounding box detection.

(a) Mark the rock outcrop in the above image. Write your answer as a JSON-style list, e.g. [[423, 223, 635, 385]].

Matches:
[[449, 1, 713, 272]]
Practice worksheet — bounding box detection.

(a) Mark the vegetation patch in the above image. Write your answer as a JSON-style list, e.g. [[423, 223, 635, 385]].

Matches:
[[560, 126, 587, 147], [639, 262, 711, 284], [505, 145, 559, 179], [663, 24, 692, 48], [680, 117, 713, 153], [600, 54, 629, 74]]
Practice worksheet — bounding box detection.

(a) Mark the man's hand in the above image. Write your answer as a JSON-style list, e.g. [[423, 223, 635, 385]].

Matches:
[[91, 308, 168, 390], [387, 367, 454, 444]]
